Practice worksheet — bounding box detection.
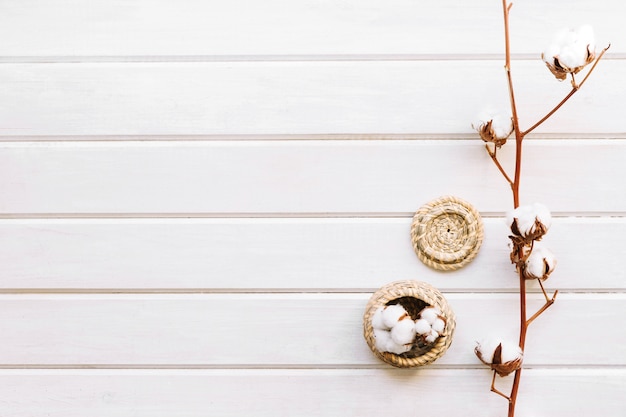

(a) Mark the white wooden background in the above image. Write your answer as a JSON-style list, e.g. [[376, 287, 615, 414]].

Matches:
[[1, 1, 625, 416]]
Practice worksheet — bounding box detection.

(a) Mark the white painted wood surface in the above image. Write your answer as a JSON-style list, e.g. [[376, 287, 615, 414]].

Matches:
[[0, 293, 623, 366], [1, 140, 625, 214], [0, 61, 621, 136], [1, 1, 624, 416], [0, 217, 624, 291]]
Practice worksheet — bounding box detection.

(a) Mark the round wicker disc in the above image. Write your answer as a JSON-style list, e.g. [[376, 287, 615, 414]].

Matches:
[[411, 196, 484, 271], [363, 280, 456, 368]]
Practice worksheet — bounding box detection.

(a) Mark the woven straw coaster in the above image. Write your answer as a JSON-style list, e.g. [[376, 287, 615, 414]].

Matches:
[[363, 280, 456, 368], [411, 196, 484, 271]]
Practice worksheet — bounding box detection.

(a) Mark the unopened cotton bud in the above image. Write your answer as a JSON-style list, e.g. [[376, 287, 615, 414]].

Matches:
[[371, 307, 389, 330], [472, 110, 514, 147], [542, 25, 596, 81], [507, 203, 552, 241], [475, 338, 523, 377], [381, 304, 409, 328], [524, 242, 557, 280], [391, 317, 417, 345], [415, 318, 431, 335]]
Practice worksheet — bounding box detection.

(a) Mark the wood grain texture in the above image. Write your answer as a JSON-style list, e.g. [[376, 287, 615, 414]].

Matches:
[[0, 60, 619, 137], [0, 217, 623, 291], [0, 0, 618, 57], [0, 369, 623, 417], [0, 293, 623, 366], [1, 140, 624, 214]]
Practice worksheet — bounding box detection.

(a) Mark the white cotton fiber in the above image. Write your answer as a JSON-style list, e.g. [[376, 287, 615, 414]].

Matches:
[[390, 317, 416, 345], [499, 341, 524, 364], [432, 318, 446, 334], [382, 304, 408, 328], [420, 307, 441, 325], [425, 330, 438, 344], [385, 340, 412, 355], [475, 338, 502, 364], [415, 318, 431, 335], [374, 328, 392, 352], [371, 307, 389, 330]]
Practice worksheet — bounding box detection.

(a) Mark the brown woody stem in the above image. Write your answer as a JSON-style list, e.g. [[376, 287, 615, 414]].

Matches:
[[502, 3, 525, 412]]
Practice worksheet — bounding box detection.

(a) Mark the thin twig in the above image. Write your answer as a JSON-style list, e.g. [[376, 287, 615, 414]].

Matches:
[[491, 371, 512, 402], [486, 144, 514, 186], [526, 296, 557, 326], [502, 3, 524, 416], [526, 282, 558, 326], [537, 278, 555, 303]]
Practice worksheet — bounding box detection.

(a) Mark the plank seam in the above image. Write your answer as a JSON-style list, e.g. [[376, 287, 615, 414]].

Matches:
[[1, 53, 624, 64]]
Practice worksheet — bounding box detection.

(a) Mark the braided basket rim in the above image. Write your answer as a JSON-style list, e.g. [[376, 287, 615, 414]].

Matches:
[[363, 280, 456, 368], [411, 195, 484, 271]]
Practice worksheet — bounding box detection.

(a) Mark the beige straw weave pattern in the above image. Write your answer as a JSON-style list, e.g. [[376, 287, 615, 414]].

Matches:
[[411, 195, 484, 271], [363, 280, 456, 368]]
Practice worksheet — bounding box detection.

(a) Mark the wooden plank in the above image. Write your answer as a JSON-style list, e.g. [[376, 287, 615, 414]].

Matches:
[[0, 217, 623, 291], [0, 368, 623, 417], [0, 0, 619, 57], [0, 59, 619, 137], [0, 140, 624, 214], [0, 293, 623, 366]]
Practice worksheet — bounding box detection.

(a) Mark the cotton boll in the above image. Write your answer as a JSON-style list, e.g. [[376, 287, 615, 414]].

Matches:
[[475, 338, 523, 377], [524, 242, 557, 280], [381, 304, 409, 328], [472, 109, 513, 147], [491, 113, 514, 140], [415, 318, 431, 335], [374, 328, 393, 352], [475, 338, 503, 364], [507, 205, 534, 236], [542, 25, 596, 80], [371, 307, 389, 330], [507, 203, 551, 241], [558, 25, 596, 69], [432, 318, 446, 334], [419, 307, 441, 325], [390, 317, 417, 345]]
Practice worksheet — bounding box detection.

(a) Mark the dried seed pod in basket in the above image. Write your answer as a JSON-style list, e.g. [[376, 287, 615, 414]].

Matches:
[[363, 280, 456, 368]]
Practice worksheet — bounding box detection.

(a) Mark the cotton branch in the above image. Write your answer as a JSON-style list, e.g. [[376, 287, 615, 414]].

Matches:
[[473, 2, 609, 417]]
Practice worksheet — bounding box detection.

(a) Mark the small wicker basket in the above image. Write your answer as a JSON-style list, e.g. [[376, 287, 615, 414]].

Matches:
[[363, 280, 455, 368]]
